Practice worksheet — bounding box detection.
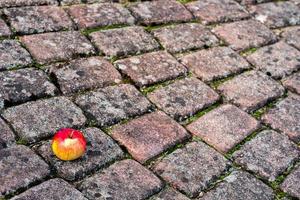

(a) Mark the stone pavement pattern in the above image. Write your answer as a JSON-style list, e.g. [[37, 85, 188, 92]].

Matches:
[[0, 0, 299, 199]]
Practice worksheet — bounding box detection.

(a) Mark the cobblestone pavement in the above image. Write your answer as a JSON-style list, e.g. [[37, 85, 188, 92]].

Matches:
[[0, 0, 299, 200]]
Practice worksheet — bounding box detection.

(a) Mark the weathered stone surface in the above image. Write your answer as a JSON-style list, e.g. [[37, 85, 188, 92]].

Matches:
[[0, 40, 32, 70], [90, 26, 159, 57], [236, 0, 271, 5], [187, 104, 260, 153], [129, 0, 193, 25], [151, 187, 190, 200], [262, 94, 300, 143], [20, 31, 95, 64], [75, 84, 152, 127], [0, 145, 50, 198], [281, 165, 300, 199], [0, 68, 57, 106], [0, 0, 57, 8], [233, 130, 300, 181], [111, 111, 189, 163], [200, 171, 275, 200], [152, 23, 219, 53], [283, 72, 300, 94], [249, 2, 300, 29], [4, 6, 73, 35], [218, 71, 285, 112], [154, 142, 230, 198], [11, 178, 87, 200], [147, 78, 220, 120], [60, 0, 81, 5], [2, 97, 86, 143], [47, 56, 121, 94], [115, 51, 187, 87], [36, 127, 124, 181], [79, 159, 163, 200], [212, 19, 277, 51], [186, 0, 249, 25], [281, 26, 300, 50], [0, 118, 15, 149], [180, 47, 251, 82], [246, 42, 300, 79], [67, 3, 135, 29], [0, 18, 11, 37]]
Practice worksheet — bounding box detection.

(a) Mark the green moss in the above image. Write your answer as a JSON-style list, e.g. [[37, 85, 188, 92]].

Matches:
[[16, 138, 28, 145], [177, 0, 195, 3], [251, 99, 279, 119], [81, 24, 129, 35], [240, 47, 258, 56], [209, 75, 236, 90]]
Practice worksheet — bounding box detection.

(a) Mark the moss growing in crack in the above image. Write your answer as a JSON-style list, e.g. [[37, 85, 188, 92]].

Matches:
[[16, 138, 28, 145], [240, 47, 258, 57], [182, 102, 221, 125], [177, 0, 196, 3], [225, 127, 266, 158], [251, 97, 283, 119], [209, 75, 236, 90], [81, 24, 129, 36]]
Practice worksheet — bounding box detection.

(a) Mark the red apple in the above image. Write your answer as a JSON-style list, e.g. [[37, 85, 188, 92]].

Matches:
[[51, 128, 86, 161]]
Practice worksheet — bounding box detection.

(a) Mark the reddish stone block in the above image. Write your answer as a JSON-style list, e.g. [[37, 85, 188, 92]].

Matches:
[[129, 0, 193, 25], [283, 72, 300, 94], [79, 160, 163, 200], [186, 0, 249, 24], [147, 77, 220, 120], [111, 111, 190, 163], [90, 26, 159, 57], [152, 23, 219, 53], [47, 56, 121, 94], [20, 31, 95, 64], [281, 26, 300, 50], [212, 19, 277, 51], [4, 6, 73, 34], [187, 104, 260, 153], [67, 3, 135, 29], [0, 18, 11, 37], [262, 94, 300, 143], [218, 71, 285, 112], [180, 46, 251, 82], [115, 51, 187, 87]]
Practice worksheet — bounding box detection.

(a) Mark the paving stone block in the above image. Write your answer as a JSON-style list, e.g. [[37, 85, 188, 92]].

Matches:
[[186, 0, 249, 25], [236, 0, 271, 5], [0, 118, 15, 149], [212, 19, 277, 51], [187, 104, 260, 153], [129, 0, 193, 25], [0, 68, 57, 106], [115, 51, 187, 87], [90, 26, 159, 57], [147, 77, 220, 120], [262, 94, 300, 143], [154, 142, 230, 198], [79, 159, 163, 200], [4, 6, 74, 35], [280, 165, 300, 199], [11, 178, 87, 200], [249, 2, 300, 28], [246, 42, 300, 79], [200, 171, 274, 200], [111, 111, 189, 163], [180, 46, 251, 82], [2, 97, 86, 143], [281, 26, 300, 50], [36, 127, 124, 181], [67, 3, 135, 29], [218, 70, 285, 112], [0, 145, 50, 198], [152, 23, 219, 53], [151, 187, 190, 200], [233, 130, 300, 181], [0, 18, 11, 37], [283, 72, 300, 94], [0, 40, 32, 70], [0, 0, 58, 8], [47, 56, 121, 94], [20, 31, 95, 64], [75, 84, 152, 127], [60, 0, 81, 5]]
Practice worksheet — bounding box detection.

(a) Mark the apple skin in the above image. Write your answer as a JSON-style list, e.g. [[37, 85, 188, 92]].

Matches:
[[51, 128, 86, 161]]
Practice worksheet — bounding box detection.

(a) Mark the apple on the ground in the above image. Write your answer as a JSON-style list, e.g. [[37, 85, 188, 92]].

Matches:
[[52, 128, 86, 161]]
